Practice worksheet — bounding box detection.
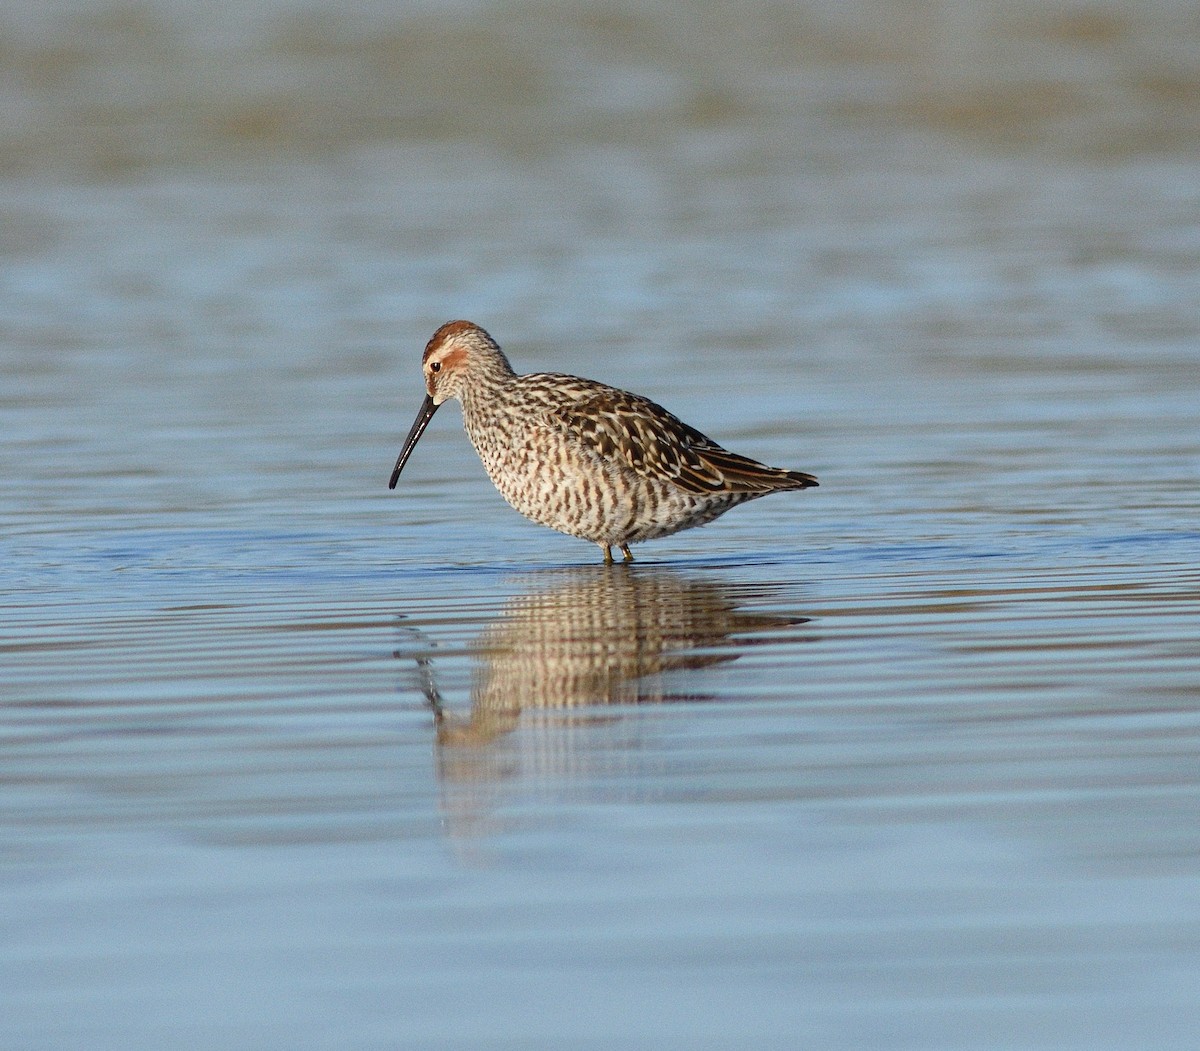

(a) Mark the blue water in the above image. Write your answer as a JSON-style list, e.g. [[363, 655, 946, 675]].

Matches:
[[3, 2, 1200, 1048]]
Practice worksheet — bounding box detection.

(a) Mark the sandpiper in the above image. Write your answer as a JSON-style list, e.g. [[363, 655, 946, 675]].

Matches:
[[388, 321, 818, 562]]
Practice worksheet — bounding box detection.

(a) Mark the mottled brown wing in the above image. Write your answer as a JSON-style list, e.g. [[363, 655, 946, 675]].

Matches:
[[543, 385, 811, 495]]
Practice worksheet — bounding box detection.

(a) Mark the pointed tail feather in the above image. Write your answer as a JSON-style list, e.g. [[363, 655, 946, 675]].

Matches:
[[779, 468, 819, 489], [698, 448, 819, 493]]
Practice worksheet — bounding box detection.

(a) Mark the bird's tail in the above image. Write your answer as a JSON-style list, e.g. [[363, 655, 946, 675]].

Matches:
[[700, 447, 819, 493], [779, 469, 819, 490]]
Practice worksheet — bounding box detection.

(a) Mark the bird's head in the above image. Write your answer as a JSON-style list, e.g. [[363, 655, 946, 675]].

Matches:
[[420, 320, 511, 405], [389, 320, 513, 489]]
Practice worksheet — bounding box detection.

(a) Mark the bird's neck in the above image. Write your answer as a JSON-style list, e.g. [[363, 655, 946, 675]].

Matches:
[[461, 356, 517, 415]]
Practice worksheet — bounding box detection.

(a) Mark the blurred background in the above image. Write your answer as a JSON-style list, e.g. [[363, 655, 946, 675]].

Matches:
[[4, 0, 1199, 171]]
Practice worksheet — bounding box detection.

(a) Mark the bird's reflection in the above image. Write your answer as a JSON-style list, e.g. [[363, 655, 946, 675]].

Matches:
[[394, 566, 811, 850], [397, 566, 809, 747]]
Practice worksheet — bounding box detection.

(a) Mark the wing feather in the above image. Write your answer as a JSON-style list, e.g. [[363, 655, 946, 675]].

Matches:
[[538, 383, 816, 495]]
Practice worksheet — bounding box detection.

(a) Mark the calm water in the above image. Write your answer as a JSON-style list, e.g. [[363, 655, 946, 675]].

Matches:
[[3, 1, 1200, 1048]]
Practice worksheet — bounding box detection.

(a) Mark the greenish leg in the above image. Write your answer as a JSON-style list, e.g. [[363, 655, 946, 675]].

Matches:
[[601, 544, 613, 564], [620, 544, 633, 563]]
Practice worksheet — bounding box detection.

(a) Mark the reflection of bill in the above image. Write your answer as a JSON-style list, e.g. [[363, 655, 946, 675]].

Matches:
[[398, 568, 811, 747]]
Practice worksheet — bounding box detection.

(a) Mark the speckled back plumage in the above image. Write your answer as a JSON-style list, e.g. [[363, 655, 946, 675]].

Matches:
[[388, 321, 818, 561]]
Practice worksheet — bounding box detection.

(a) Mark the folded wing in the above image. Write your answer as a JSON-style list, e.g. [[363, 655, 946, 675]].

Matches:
[[544, 386, 817, 495]]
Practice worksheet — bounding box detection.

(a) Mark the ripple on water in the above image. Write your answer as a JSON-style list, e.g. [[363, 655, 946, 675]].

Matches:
[[4, 1, 1200, 1044]]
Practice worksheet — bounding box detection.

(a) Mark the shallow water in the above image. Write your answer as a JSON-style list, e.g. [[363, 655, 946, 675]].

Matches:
[[3, 1, 1200, 1048]]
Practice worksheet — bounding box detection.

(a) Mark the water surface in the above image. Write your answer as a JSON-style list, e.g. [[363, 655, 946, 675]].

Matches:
[[3, 1, 1200, 1048]]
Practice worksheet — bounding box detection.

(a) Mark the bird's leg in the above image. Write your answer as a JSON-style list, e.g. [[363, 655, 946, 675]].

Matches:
[[620, 544, 633, 563], [600, 544, 613, 564]]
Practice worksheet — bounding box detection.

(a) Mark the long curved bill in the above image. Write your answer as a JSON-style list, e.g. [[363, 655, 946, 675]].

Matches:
[[388, 394, 439, 489]]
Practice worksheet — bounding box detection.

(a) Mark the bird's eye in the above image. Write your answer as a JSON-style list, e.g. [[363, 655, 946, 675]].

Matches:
[[430, 361, 442, 373]]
